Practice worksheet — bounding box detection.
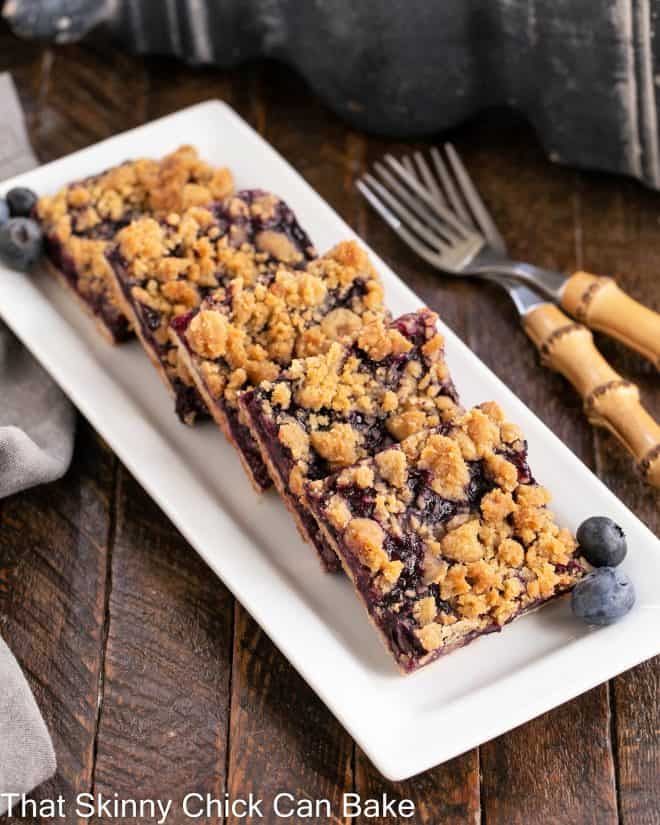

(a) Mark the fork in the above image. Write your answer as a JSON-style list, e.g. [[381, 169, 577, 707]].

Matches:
[[357, 146, 660, 487], [360, 148, 660, 368]]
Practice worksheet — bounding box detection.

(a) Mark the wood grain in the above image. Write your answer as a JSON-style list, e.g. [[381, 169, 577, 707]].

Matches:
[[480, 688, 618, 825], [613, 659, 660, 825], [354, 750, 480, 825], [89, 467, 234, 825], [5, 35, 148, 163], [227, 606, 353, 825], [0, 422, 115, 825]]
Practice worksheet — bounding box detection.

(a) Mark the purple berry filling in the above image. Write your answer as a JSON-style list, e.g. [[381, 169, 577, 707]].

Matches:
[[43, 233, 133, 342]]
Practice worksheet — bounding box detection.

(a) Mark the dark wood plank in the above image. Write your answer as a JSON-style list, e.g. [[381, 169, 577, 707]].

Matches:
[[144, 54, 239, 122], [481, 687, 618, 825], [354, 749, 480, 825], [0, 421, 115, 825], [90, 466, 234, 825], [227, 606, 353, 825], [3, 32, 148, 162], [613, 658, 660, 825], [576, 167, 660, 825]]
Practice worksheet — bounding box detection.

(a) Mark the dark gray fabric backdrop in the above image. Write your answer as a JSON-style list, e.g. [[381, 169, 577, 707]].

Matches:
[[5, 0, 660, 190]]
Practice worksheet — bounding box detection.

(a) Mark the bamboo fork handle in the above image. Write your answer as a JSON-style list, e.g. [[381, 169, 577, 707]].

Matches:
[[523, 303, 660, 488], [561, 271, 660, 367]]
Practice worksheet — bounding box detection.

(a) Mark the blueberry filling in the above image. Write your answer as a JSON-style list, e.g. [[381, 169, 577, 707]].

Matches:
[[44, 235, 132, 341], [222, 189, 315, 260], [242, 310, 460, 569], [241, 391, 342, 569], [223, 406, 276, 494]]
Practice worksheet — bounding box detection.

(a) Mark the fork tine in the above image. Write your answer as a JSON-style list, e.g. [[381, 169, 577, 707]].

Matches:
[[411, 151, 446, 209], [355, 178, 401, 232], [429, 146, 473, 226], [403, 154, 445, 207], [373, 163, 461, 245], [401, 154, 416, 177], [383, 154, 471, 236], [444, 143, 507, 254], [365, 172, 452, 251], [356, 179, 448, 268]]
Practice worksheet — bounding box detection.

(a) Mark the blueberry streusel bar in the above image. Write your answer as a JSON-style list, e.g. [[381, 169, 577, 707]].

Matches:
[[305, 402, 586, 671], [171, 240, 387, 498], [239, 309, 459, 569], [106, 191, 316, 425], [36, 146, 233, 343]]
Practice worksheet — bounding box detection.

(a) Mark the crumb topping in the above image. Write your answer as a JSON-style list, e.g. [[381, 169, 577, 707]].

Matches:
[[178, 240, 387, 414], [244, 310, 458, 509], [418, 434, 470, 499], [36, 146, 234, 321], [187, 310, 229, 359], [306, 401, 586, 668], [108, 189, 317, 397], [375, 449, 408, 488], [344, 518, 404, 585]]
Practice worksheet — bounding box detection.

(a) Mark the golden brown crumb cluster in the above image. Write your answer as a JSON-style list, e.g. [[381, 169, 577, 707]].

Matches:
[[308, 402, 584, 662], [36, 146, 233, 316], [114, 190, 320, 327], [250, 309, 457, 500], [110, 192, 321, 392], [182, 240, 386, 412]]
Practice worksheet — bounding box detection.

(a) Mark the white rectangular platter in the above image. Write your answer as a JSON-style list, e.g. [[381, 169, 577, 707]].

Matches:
[[1, 101, 658, 781]]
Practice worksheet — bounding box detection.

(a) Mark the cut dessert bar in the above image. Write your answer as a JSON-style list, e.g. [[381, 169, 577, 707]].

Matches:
[[107, 191, 317, 424], [36, 145, 234, 343], [172, 240, 387, 498], [305, 403, 587, 671], [240, 309, 459, 569]]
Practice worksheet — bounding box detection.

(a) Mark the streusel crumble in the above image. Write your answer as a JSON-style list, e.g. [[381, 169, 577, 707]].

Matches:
[[306, 402, 586, 671], [172, 240, 387, 496], [107, 190, 316, 424], [239, 309, 459, 569], [36, 145, 234, 343]]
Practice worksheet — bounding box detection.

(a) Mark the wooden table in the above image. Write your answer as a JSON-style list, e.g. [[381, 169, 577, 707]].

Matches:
[[1, 23, 658, 825]]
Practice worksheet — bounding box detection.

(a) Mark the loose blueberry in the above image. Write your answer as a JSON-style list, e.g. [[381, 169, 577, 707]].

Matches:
[[577, 516, 627, 567], [6, 187, 38, 218], [0, 218, 43, 271], [0, 199, 9, 226], [572, 567, 635, 626]]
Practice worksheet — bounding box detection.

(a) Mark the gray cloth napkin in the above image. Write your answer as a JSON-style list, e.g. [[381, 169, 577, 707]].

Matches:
[[0, 72, 67, 812], [0, 73, 76, 498], [0, 638, 57, 813]]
